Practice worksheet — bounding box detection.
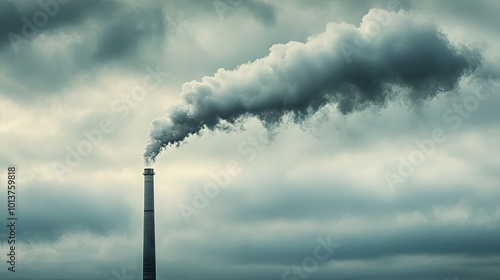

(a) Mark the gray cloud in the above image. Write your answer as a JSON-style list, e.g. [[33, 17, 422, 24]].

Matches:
[[92, 8, 165, 63], [9, 182, 132, 242], [0, 1, 22, 48], [0, 0, 121, 49], [144, 8, 481, 164], [245, 0, 276, 25], [196, 225, 500, 265], [0, 1, 166, 100], [162, 0, 277, 24]]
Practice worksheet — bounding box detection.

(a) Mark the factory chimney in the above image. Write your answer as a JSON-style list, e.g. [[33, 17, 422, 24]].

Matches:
[[143, 168, 156, 280]]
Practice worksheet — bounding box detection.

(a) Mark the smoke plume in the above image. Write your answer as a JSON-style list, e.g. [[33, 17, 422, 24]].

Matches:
[[144, 9, 481, 164]]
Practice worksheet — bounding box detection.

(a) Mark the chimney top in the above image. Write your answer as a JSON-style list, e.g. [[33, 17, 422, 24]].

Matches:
[[143, 168, 155, 175]]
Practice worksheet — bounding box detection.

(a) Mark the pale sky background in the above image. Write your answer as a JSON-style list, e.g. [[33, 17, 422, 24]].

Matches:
[[0, 0, 499, 279]]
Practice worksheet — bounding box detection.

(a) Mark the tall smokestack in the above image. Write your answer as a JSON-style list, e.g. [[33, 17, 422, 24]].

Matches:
[[143, 168, 156, 280]]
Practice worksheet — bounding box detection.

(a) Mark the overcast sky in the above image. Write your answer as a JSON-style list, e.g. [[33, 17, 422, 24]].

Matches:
[[1, 0, 499, 279]]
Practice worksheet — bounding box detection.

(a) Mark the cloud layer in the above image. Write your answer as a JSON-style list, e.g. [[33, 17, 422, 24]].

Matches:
[[1, 1, 499, 279]]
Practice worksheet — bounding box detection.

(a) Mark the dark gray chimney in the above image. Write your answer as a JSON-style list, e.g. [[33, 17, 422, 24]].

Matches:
[[143, 168, 156, 280]]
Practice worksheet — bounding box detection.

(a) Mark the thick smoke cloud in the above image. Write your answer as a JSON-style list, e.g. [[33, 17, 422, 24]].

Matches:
[[144, 9, 481, 164]]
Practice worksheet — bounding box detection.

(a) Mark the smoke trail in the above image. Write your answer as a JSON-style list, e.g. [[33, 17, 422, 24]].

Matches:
[[144, 9, 481, 164]]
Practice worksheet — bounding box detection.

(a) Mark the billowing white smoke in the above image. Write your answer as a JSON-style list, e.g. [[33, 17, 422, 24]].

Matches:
[[144, 9, 481, 164]]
